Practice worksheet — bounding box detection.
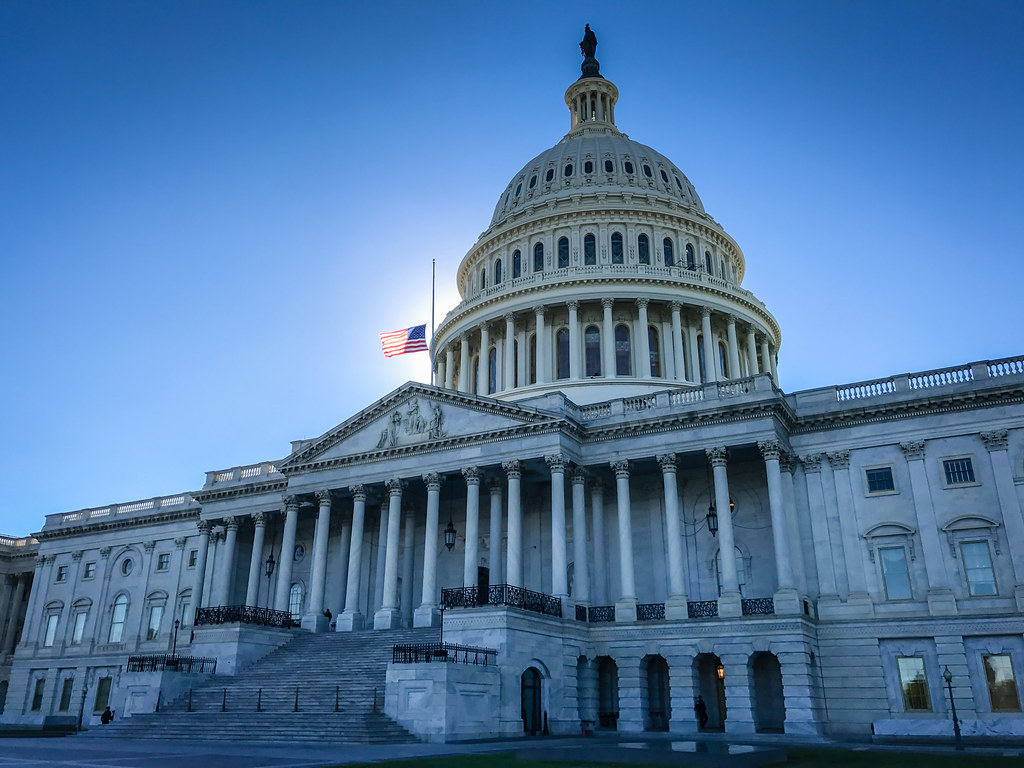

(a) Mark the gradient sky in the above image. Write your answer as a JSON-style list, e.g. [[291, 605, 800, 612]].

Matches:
[[2, 1, 1022, 536]]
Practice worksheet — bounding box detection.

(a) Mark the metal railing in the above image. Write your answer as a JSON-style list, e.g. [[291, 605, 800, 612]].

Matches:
[[440, 584, 562, 618], [392, 642, 497, 666], [587, 605, 615, 623], [194, 605, 294, 628], [687, 600, 719, 618], [637, 602, 666, 621], [126, 654, 217, 674], [741, 597, 775, 615]]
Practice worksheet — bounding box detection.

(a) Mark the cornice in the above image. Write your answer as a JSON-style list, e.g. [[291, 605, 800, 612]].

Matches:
[[33, 508, 201, 541], [192, 478, 289, 504], [580, 400, 793, 445]]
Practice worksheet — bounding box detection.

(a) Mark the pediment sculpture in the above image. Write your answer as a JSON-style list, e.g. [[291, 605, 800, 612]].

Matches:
[[376, 398, 446, 450]]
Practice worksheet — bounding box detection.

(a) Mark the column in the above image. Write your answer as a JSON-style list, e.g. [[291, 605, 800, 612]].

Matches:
[[571, 468, 590, 606], [400, 511, 416, 625], [670, 302, 685, 382], [636, 298, 651, 378], [701, 306, 718, 382], [215, 517, 238, 606], [503, 313, 516, 391], [338, 486, 367, 631], [504, 460, 523, 587], [463, 467, 481, 589], [192, 520, 213, 612], [274, 496, 299, 613], [304, 489, 333, 630], [900, 440, 957, 615], [707, 447, 741, 617], [477, 324, 490, 395], [488, 478, 504, 585], [801, 454, 839, 607], [760, 339, 772, 382], [657, 454, 689, 618], [827, 451, 874, 615], [779, 453, 808, 594], [758, 441, 800, 614], [686, 319, 701, 383], [458, 333, 470, 392], [374, 478, 404, 629], [590, 481, 607, 605], [981, 430, 1024, 610], [516, 328, 527, 387], [444, 345, 454, 389], [611, 460, 637, 621], [534, 306, 547, 384], [601, 298, 615, 378], [746, 325, 759, 376], [335, 515, 351, 616], [374, 502, 388, 611], [725, 315, 741, 379], [416, 473, 442, 627], [546, 455, 569, 600], [1, 574, 27, 655], [244, 512, 267, 607], [567, 300, 581, 379]]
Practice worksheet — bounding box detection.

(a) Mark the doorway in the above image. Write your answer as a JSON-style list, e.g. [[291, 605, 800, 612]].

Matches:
[[751, 652, 785, 732], [521, 667, 542, 735], [597, 656, 619, 729], [693, 653, 726, 730], [643, 655, 670, 731], [478, 566, 490, 605]]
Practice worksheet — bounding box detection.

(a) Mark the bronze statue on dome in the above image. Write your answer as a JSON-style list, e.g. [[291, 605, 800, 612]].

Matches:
[[579, 24, 602, 79]]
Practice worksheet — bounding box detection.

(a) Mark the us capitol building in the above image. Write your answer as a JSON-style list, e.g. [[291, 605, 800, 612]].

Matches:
[[2, 31, 1023, 744]]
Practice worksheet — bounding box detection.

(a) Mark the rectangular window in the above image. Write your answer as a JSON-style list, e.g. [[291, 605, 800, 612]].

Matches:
[[880, 547, 912, 600], [55, 565, 68, 582], [31, 678, 45, 711], [83, 562, 96, 579], [43, 614, 59, 647], [58, 678, 74, 712], [897, 656, 931, 711], [93, 676, 111, 712], [943, 457, 976, 485], [179, 600, 191, 627], [866, 467, 895, 493], [72, 612, 87, 645], [146, 605, 163, 641], [188, 550, 197, 568], [961, 540, 997, 596], [984, 654, 1022, 712], [157, 553, 170, 571]]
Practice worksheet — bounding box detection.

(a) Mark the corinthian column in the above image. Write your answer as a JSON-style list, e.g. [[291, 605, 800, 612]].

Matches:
[[701, 306, 718, 382], [444, 345, 454, 389], [503, 313, 516, 391], [657, 454, 689, 618], [244, 512, 267, 607], [463, 467, 481, 590], [758, 441, 800, 615], [570, 468, 590, 606], [215, 517, 239, 606], [670, 302, 685, 381], [636, 298, 651, 379], [827, 450, 874, 617], [477, 324, 490, 395], [982, 430, 1024, 611], [374, 479, 404, 629], [337, 486, 367, 631], [707, 447, 741, 617], [546, 455, 569, 600], [725, 315, 741, 379], [601, 298, 615, 378], [567, 301, 581, 379], [305, 489, 333, 630], [274, 496, 299, 613], [746, 325, 759, 375], [611, 460, 637, 622], [534, 306, 548, 384], [488, 478, 504, 585], [458, 333, 470, 392], [415, 473, 443, 627], [504, 460, 523, 587], [193, 520, 213, 612]]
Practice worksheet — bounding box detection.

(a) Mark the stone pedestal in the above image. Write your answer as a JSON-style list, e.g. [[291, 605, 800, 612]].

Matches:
[[665, 595, 689, 621], [927, 587, 958, 616], [335, 610, 363, 632], [1013, 584, 1024, 613], [615, 598, 637, 623], [773, 587, 802, 616], [717, 590, 742, 618], [374, 607, 401, 630], [414, 605, 440, 628], [301, 614, 330, 633]]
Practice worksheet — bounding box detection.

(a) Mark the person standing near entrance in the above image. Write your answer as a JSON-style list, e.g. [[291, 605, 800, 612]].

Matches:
[[693, 695, 708, 729]]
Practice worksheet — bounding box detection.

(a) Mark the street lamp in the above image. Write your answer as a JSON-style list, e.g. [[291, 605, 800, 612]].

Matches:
[[265, 553, 276, 609], [444, 519, 457, 551], [171, 619, 180, 657], [943, 666, 964, 751], [706, 503, 719, 537]]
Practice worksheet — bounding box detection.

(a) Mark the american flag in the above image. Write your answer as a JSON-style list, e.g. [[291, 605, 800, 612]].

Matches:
[[379, 324, 428, 357]]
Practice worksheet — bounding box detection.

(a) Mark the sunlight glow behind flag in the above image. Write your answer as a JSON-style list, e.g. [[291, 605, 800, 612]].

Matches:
[[379, 324, 428, 357]]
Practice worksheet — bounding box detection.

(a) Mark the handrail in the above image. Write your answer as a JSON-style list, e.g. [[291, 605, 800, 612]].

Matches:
[[126, 654, 217, 674], [392, 642, 497, 666], [194, 605, 294, 628]]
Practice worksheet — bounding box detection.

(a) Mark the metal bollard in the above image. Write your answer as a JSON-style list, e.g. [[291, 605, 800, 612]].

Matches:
[[187, 688, 193, 713], [155, 691, 161, 712], [294, 686, 299, 712], [256, 688, 262, 712], [335, 686, 340, 713], [221, 688, 226, 712]]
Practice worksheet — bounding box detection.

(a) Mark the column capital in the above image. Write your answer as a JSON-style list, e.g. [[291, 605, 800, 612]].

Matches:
[[981, 429, 1009, 452], [174, 537, 187, 550], [349, 484, 368, 501], [488, 476, 503, 494], [503, 311, 516, 323], [545, 454, 568, 473], [778, 452, 795, 473], [610, 459, 630, 478], [34, 554, 46, 568], [705, 446, 728, 466], [196, 520, 213, 535], [801, 453, 823, 472], [826, 450, 850, 470], [283, 495, 300, 511], [422, 472, 443, 491], [747, 323, 759, 336], [502, 459, 522, 479], [700, 305, 713, 318], [99, 546, 112, 559], [899, 440, 926, 460], [385, 478, 405, 496], [144, 540, 157, 552], [656, 453, 677, 472], [758, 440, 782, 461], [670, 300, 682, 313], [223, 516, 239, 531], [462, 466, 481, 484], [252, 511, 267, 526], [315, 489, 333, 506], [571, 466, 588, 485], [727, 313, 737, 326], [532, 305, 545, 317], [566, 300, 579, 312], [601, 297, 614, 310], [72, 550, 84, 561], [635, 297, 649, 310]]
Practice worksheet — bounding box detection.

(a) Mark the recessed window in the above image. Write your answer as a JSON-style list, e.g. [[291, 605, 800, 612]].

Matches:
[[83, 562, 96, 579], [43, 614, 59, 647], [288, 583, 304, 620], [514, 182, 522, 196], [585, 325, 601, 377], [879, 547, 912, 600], [984, 654, 1022, 712], [72, 612, 87, 645], [513, 250, 522, 278], [56, 565, 68, 583], [685, 244, 695, 269], [480, 267, 486, 290], [648, 326, 661, 377], [866, 467, 896, 494], [187, 550, 197, 568], [564, 163, 573, 178], [556, 328, 570, 380], [31, 679, 45, 711], [611, 232, 623, 264], [584, 234, 596, 265], [704, 250, 713, 273], [675, 176, 683, 190], [494, 259, 503, 284], [663, 238, 674, 267], [59, 677, 74, 711], [488, 347, 497, 394], [961, 540, 997, 596], [120, 558, 133, 576], [557, 236, 569, 268], [624, 161, 634, 175], [545, 168, 554, 182], [93, 676, 112, 713], [584, 160, 593, 174], [660, 169, 669, 183], [108, 595, 128, 643], [615, 324, 632, 376], [637, 234, 650, 265], [896, 656, 931, 711], [146, 604, 163, 641], [643, 164, 653, 178], [529, 174, 537, 189], [943, 458, 976, 485], [604, 160, 613, 173], [157, 553, 170, 572], [533, 243, 544, 273]]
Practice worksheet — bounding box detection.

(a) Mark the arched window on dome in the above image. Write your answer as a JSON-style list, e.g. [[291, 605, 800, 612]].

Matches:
[[534, 243, 544, 273], [697, 334, 707, 383], [480, 267, 486, 290], [545, 168, 555, 183], [584, 160, 594, 174], [660, 169, 669, 183], [558, 237, 569, 269], [637, 234, 650, 265], [624, 160, 634, 175], [585, 325, 601, 377], [685, 244, 695, 270], [494, 259, 502, 284], [604, 159, 614, 173], [528, 335, 537, 385], [584, 234, 596, 265], [615, 324, 632, 376], [513, 338, 519, 387], [488, 347, 497, 394], [513, 250, 522, 278], [529, 174, 537, 189], [718, 341, 728, 378], [643, 164, 653, 178], [556, 328, 570, 380], [611, 232, 624, 264], [514, 182, 522, 197], [648, 326, 662, 377], [663, 238, 674, 267], [704, 250, 713, 274], [564, 163, 574, 178]]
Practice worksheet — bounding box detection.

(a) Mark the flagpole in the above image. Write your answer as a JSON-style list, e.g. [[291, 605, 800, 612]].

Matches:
[[430, 259, 436, 386]]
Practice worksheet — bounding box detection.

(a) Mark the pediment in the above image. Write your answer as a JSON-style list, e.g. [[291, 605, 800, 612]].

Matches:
[[277, 383, 564, 471]]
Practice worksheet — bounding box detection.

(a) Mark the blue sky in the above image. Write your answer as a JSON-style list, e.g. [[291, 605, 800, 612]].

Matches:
[[2, 1, 1022, 535]]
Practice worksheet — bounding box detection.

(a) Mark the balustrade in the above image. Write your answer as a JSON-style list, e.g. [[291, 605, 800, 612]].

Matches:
[[195, 604, 294, 628], [440, 584, 562, 617], [127, 654, 218, 674], [637, 602, 666, 621], [392, 642, 497, 666], [687, 600, 719, 618]]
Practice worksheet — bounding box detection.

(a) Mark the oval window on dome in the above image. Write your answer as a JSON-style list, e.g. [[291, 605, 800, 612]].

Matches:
[[514, 182, 522, 196], [643, 164, 653, 178], [660, 169, 669, 183], [584, 160, 593, 174], [564, 163, 573, 178], [529, 174, 537, 189], [675, 176, 683, 190], [624, 161, 634, 175], [545, 168, 555, 182], [604, 160, 614, 173]]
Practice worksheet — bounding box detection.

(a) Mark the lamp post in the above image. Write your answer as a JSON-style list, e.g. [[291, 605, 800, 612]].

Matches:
[[264, 553, 276, 610], [943, 666, 964, 751], [171, 619, 180, 657]]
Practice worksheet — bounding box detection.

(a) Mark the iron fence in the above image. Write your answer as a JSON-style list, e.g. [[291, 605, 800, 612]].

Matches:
[[126, 654, 217, 674], [194, 605, 294, 628], [687, 600, 719, 618], [741, 597, 775, 615], [392, 642, 497, 666], [440, 584, 562, 618], [637, 602, 666, 621], [587, 605, 615, 623]]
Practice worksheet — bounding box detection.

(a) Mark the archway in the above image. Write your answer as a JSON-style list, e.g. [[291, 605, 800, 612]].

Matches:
[[750, 652, 785, 732], [693, 653, 726, 730], [642, 655, 670, 731], [521, 667, 542, 735], [0, 680, 8, 714], [477, 566, 489, 605], [597, 656, 619, 730]]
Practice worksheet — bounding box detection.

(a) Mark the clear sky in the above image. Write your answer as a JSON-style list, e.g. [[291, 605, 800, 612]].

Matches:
[[2, 1, 1022, 536]]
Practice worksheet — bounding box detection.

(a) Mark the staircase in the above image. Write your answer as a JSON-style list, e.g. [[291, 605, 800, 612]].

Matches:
[[88, 627, 435, 743]]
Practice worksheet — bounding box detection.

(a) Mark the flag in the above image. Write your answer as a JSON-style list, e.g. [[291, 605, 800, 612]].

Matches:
[[379, 324, 428, 357]]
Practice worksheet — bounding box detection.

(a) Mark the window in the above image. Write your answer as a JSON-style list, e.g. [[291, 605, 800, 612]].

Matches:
[[83, 562, 96, 579], [984, 654, 1022, 712], [31, 679, 45, 712], [961, 541, 997, 595], [584, 234, 596, 265], [663, 238, 674, 267], [93, 676, 111, 712], [528, 334, 537, 384], [179, 598, 191, 627], [556, 328, 570, 380], [660, 169, 669, 183], [614, 325, 631, 376], [513, 250, 521, 278], [494, 259, 502, 284], [56, 565, 68, 583], [704, 250, 713, 273], [604, 159, 613, 173], [637, 234, 650, 264], [533, 243, 544, 273], [624, 161, 634, 174], [685, 244, 695, 269], [879, 547, 912, 600], [288, 583, 304, 619], [146, 604, 163, 641], [584, 325, 601, 377], [120, 558, 133, 576], [943, 458, 976, 485], [58, 678, 73, 712], [896, 657, 931, 711], [545, 168, 554, 182], [584, 160, 593, 174], [557, 236, 569, 268], [108, 595, 127, 643], [72, 612, 87, 645], [157, 553, 170, 571], [513, 339, 519, 388], [480, 268, 486, 290], [529, 174, 537, 189], [643, 163, 653, 178], [564, 163, 573, 177], [611, 232, 623, 264], [648, 326, 661, 377], [43, 614, 59, 647], [675, 176, 683, 190], [188, 550, 197, 568], [488, 347, 497, 394], [514, 182, 522, 196], [866, 467, 896, 493]]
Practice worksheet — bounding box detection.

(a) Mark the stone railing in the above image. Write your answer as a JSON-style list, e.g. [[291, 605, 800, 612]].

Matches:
[[0, 535, 36, 550], [829, 355, 1024, 404], [49, 493, 194, 528], [989, 355, 1024, 377], [204, 462, 281, 487]]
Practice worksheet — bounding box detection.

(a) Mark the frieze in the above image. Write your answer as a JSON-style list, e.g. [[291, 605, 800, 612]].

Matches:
[[375, 398, 447, 450]]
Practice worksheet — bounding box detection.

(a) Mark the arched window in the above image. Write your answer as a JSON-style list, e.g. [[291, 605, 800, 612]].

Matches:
[[545, 168, 554, 182], [514, 182, 522, 197], [513, 338, 519, 387], [494, 259, 502, 284], [685, 244, 695, 269], [558, 236, 569, 268], [660, 168, 669, 183], [584, 234, 596, 265], [718, 342, 728, 379], [663, 238, 674, 267], [704, 250, 713, 273], [564, 163, 573, 177], [513, 250, 522, 278], [604, 159, 614, 173], [648, 326, 661, 377], [624, 160, 634, 175], [108, 594, 128, 643], [637, 234, 650, 265], [529, 174, 537, 189], [697, 335, 707, 382], [480, 268, 486, 290], [584, 160, 594, 174], [716, 547, 747, 596], [488, 347, 497, 394], [556, 328, 570, 379], [611, 232, 624, 264], [528, 334, 537, 384], [615, 324, 632, 376], [470, 355, 478, 393], [585, 325, 601, 377], [288, 583, 304, 619], [533, 243, 544, 273]]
